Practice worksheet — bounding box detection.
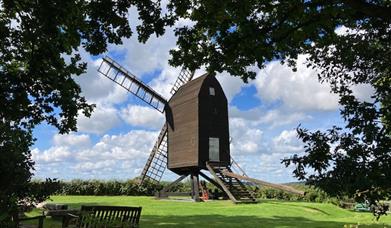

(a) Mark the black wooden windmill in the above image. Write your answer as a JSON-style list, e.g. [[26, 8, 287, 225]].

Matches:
[[97, 56, 304, 203]]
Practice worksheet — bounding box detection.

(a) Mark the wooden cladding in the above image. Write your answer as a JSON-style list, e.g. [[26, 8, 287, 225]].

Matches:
[[167, 74, 230, 174]]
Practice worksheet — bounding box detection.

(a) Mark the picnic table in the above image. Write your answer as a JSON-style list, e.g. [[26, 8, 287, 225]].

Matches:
[[44, 209, 81, 228]]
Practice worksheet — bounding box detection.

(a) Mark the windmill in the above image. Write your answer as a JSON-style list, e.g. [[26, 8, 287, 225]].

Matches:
[[97, 56, 304, 203]]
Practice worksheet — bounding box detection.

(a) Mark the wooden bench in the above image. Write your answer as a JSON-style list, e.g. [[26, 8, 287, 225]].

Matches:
[[13, 213, 45, 228], [65, 205, 142, 228]]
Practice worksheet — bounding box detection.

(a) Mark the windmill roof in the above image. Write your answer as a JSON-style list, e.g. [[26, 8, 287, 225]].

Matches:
[[169, 73, 210, 102]]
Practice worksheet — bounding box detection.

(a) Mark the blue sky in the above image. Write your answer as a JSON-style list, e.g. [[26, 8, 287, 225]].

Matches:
[[30, 15, 373, 184]]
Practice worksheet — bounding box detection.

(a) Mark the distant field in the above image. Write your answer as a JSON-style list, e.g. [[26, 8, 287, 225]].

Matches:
[[26, 196, 390, 227]]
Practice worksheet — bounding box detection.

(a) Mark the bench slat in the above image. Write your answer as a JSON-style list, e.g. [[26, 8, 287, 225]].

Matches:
[[71, 206, 141, 228]]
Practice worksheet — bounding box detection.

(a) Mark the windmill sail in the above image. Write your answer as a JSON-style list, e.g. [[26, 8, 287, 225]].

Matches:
[[139, 68, 195, 185], [170, 68, 195, 95], [98, 56, 167, 112], [139, 124, 168, 185]]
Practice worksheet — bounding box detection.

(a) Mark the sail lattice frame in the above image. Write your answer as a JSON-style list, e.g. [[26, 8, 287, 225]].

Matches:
[[170, 68, 195, 95], [140, 125, 168, 185], [98, 56, 167, 112]]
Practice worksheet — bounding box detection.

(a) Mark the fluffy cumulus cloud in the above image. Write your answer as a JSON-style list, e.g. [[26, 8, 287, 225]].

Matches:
[[226, 106, 307, 183], [33, 130, 158, 179], [271, 130, 303, 154], [73, 160, 116, 173], [77, 105, 121, 135], [32, 7, 350, 184], [229, 117, 264, 155], [75, 53, 128, 106], [32, 147, 72, 164], [120, 105, 165, 130], [76, 130, 157, 162], [69, 50, 130, 135], [216, 72, 247, 102], [352, 83, 375, 103], [111, 32, 176, 77], [148, 65, 182, 99], [53, 133, 91, 149], [225, 117, 289, 182], [33, 134, 91, 163], [254, 55, 339, 111], [230, 129, 304, 183], [230, 106, 310, 129], [259, 110, 311, 128]]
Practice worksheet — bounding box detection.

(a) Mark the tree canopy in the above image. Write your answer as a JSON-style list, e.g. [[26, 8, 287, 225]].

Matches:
[[1, 0, 390, 222], [0, 0, 171, 224], [151, 0, 391, 217]]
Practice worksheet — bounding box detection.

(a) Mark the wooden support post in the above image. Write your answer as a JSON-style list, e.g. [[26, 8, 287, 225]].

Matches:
[[38, 216, 44, 228], [156, 174, 188, 198], [191, 173, 201, 202]]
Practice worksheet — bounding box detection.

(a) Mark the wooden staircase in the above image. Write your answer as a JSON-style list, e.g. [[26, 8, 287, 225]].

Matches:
[[206, 162, 257, 203]]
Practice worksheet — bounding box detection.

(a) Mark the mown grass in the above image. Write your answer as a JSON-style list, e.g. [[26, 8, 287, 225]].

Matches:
[[25, 196, 390, 227]]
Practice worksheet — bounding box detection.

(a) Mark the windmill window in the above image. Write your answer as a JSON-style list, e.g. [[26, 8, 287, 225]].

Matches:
[[209, 87, 215, 96], [209, 137, 220, 161]]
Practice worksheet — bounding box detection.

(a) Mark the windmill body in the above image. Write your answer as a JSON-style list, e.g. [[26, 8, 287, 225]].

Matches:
[[97, 56, 304, 203], [167, 74, 230, 175]]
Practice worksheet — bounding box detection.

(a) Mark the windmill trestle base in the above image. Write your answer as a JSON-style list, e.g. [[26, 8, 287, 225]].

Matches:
[[156, 173, 202, 202], [154, 165, 258, 203]]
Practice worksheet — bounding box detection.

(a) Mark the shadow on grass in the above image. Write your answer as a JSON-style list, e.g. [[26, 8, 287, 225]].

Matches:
[[27, 212, 387, 228], [53, 202, 102, 209], [31, 201, 387, 228], [266, 201, 331, 215], [140, 215, 380, 228]]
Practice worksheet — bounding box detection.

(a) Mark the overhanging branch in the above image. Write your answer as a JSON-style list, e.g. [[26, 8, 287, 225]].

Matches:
[[343, 0, 391, 20]]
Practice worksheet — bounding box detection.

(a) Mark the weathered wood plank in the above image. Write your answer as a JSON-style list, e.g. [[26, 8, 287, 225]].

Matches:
[[222, 171, 305, 195]]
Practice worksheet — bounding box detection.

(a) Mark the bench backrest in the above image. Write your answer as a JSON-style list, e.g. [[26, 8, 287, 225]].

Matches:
[[78, 205, 142, 228]]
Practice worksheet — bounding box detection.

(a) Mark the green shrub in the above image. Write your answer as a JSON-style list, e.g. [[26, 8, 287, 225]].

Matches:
[[34, 179, 343, 204]]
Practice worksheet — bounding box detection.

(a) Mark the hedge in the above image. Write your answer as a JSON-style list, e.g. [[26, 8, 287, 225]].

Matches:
[[32, 179, 337, 203]]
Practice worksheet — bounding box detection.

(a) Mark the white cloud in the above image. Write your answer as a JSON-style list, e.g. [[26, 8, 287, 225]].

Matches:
[[32, 6, 346, 184], [230, 153, 298, 183], [230, 106, 310, 129], [148, 65, 181, 99], [229, 130, 304, 183], [254, 55, 339, 111], [352, 83, 375, 103], [32, 147, 72, 163], [216, 72, 247, 102], [272, 130, 303, 154], [53, 133, 91, 149], [191, 67, 247, 103], [75, 54, 128, 106], [72, 51, 129, 135], [109, 21, 177, 77], [335, 25, 366, 36], [73, 160, 116, 173], [259, 110, 310, 128], [75, 130, 157, 164], [33, 130, 159, 179], [77, 105, 121, 135], [120, 105, 165, 130], [229, 118, 265, 155]]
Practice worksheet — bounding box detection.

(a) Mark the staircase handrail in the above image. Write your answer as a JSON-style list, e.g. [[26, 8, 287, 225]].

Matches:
[[230, 157, 248, 177]]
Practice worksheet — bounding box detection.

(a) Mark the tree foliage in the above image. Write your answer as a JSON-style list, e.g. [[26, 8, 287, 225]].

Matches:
[[0, 0, 171, 223], [140, 0, 391, 217], [1, 0, 390, 221]]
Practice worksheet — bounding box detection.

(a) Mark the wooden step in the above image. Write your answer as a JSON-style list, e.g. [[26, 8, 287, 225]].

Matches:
[[206, 162, 257, 203]]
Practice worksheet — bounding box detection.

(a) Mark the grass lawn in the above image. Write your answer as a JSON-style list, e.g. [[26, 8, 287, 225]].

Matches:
[[25, 196, 390, 228]]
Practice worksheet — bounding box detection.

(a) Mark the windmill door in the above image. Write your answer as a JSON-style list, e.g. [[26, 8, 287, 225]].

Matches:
[[209, 137, 220, 161]]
